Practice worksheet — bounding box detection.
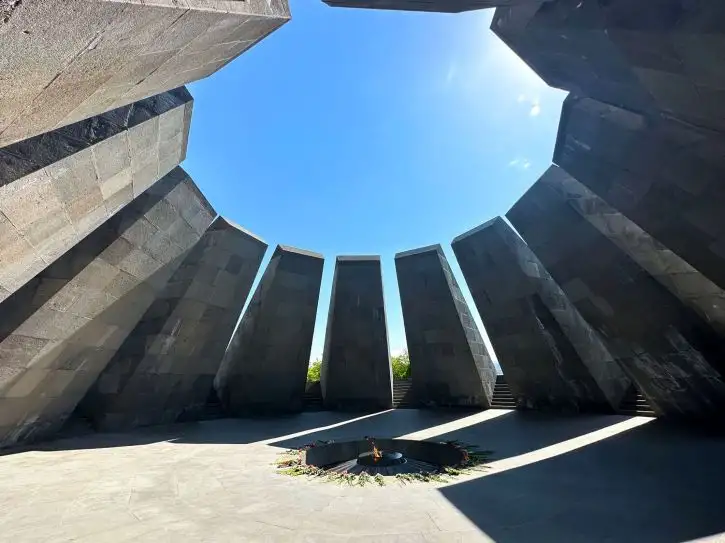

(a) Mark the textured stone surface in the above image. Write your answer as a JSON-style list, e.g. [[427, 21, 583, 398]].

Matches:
[[321, 256, 392, 411], [492, 0, 725, 132], [0, 167, 214, 448], [556, 94, 725, 298], [218, 245, 324, 414], [5, 412, 723, 543], [508, 166, 725, 419], [545, 165, 725, 341], [323, 0, 533, 13], [0, 88, 192, 303], [452, 217, 630, 412], [80, 218, 266, 431], [0, 0, 290, 147], [395, 245, 496, 408]]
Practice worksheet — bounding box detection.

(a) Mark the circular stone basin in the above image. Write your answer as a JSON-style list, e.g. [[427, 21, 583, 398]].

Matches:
[[302, 438, 466, 476], [357, 451, 406, 467]]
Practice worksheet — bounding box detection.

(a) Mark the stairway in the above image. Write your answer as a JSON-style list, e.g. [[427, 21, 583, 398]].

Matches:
[[303, 382, 324, 411], [490, 375, 517, 409], [393, 379, 416, 408], [619, 386, 656, 417]]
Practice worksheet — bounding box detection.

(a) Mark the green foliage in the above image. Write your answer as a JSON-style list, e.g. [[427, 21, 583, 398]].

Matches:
[[307, 351, 412, 382], [307, 359, 322, 382], [391, 350, 411, 380], [395, 471, 447, 484]]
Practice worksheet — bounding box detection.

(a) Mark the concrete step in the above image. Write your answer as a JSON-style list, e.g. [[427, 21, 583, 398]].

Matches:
[[620, 410, 656, 417], [618, 389, 655, 417], [492, 379, 515, 410]]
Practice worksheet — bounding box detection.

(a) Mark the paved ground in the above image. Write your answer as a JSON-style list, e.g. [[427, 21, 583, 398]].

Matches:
[[1, 409, 724, 542]]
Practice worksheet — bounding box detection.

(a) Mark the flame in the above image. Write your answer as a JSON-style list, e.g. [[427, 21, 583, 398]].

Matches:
[[373, 444, 382, 462], [368, 438, 383, 463]]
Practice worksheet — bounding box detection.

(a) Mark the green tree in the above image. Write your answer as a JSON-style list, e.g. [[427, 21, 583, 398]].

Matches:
[[391, 350, 411, 380], [307, 359, 322, 382]]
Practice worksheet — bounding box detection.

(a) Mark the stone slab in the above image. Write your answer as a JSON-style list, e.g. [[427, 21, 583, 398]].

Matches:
[[0, 88, 193, 302], [555, 94, 725, 300], [507, 166, 725, 420], [492, 0, 725, 132], [79, 217, 267, 431], [321, 256, 392, 411], [395, 244, 496, 408], [3, 412, 725, 542], [0, 0, 290, 147], [452, 217, 630, 412], [218, 245, 324, 414], [0, 166, 214, 448], [545, 162, 725, 342]]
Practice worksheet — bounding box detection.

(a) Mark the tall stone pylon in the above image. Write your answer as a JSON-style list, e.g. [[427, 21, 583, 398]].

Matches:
[[0, 0, 290, 147], [492, 1, 725, 132], [555, 94, 725, 295], [0, 167, 215, 448], [395, 244, 496, 408], [508, 166, 725, 420], [80, 218, 267, 431], [0, 88, 193, 303], [219, 245, 325, 414], [321, 256, 393, 411], [452, 217, 630, 412]]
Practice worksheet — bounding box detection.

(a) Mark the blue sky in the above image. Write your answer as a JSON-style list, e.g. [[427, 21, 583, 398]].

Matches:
[[184, 1, 566, 362]]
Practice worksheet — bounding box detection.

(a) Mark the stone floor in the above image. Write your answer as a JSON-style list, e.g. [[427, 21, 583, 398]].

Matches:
[[1, 409, 724, 542]]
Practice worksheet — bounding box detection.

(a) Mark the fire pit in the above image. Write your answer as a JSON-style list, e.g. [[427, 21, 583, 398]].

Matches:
[[357, 450, 405, 467], [276, 437, 492, 485], [357, 438, 406, 467]]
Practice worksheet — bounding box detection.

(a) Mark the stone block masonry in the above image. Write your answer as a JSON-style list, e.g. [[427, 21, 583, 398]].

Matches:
[[0, 167, 215, 448], [219, 245, 324, 414], [452, 217, 630, 412], [321, 256, 393, 411], [395, 244, 496, 408], [0, 88, 193, 303], [508, 166, 725, 420], [79, 218, 267, 431], [492, 0, 725, 133], [0, 0, 290, 147], [555, 94, 725, 297], [544, 164, 725, 341]]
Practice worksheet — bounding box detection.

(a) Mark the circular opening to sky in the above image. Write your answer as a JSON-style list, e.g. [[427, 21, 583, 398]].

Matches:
[[184, 2, 567, 363]]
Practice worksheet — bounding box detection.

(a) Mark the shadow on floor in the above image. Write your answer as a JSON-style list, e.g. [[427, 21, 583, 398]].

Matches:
[[428, 409, 630, 461], [0, 411, 371, 456], [268, 407, 484, 449], [438, 419, 725, 543], [2, 407, 504, 455]]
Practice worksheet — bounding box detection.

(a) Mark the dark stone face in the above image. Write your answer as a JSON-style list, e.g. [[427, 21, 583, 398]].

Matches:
[[321, 257, 392, 411], [78, 217, 267, 432], [0, 167, 214, 448], [544, 157, 725, 344], [218, 245, 324, 414], [507, 168, 725, 419], [492, 0, 725, 132], [452, 217, 629, 412], [556, 94, 725, 295], [395, 245, 496, 408]]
